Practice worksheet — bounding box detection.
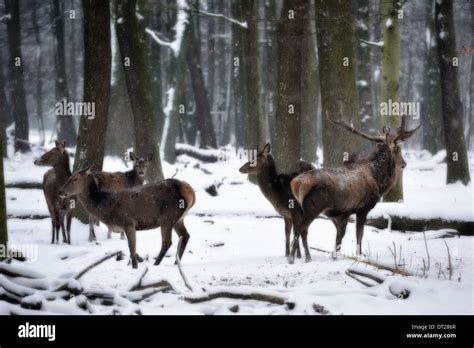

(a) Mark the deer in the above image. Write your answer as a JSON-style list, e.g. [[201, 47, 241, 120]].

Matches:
[[239, 143, 315, 258], [289, 113, 420, 264], [58, 164, 196, 269], [90, 152, 153, 240], [34, 141, 73, 244]]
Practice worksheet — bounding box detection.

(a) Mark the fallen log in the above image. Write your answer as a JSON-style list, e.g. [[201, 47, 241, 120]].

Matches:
[[184, 291, 295, 309], [366, 216, 473, 236], [175, 143, 220, 163]]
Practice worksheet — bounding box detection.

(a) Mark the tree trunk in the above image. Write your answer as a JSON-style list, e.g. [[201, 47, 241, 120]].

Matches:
[[242, 0, 265, 153], [162, 5, 190, 163], [0, 52, 7, 158], [0, 138, 7, 260], [53, 0, 77, 146], [74, 0, 111, 172], [353, 0, 374, 152], [273, 0, 309, 174], [422, 1, 444, 155], [32, 2, 45, 147], [315, 0, 361, 168], [380, 0, 402, 202], [115, 0, 164, 180], [106, 22, 134, 157], [434, 0, 470, 185], [230, 0, 245, 149], [5, 0, 30, 153], [300, 10, 318, 164], [186, 2, 217, 149]]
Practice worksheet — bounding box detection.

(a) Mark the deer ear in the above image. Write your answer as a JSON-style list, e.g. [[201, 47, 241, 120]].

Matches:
[[263, 143, 271, 155], [55, 140, 60, 147], [129, 152, 137, 161], [147, 153, 153, 161]]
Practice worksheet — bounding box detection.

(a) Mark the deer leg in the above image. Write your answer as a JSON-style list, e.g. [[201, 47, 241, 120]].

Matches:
[[59, 213, 67, 244], [88, 217, 96, 243], [300, 229, 311, 263], [51, 219, 55, 244], [355, 211, 368, 256], [173, 219, 190, 264], [66, 210, 73, 244], [284, 218, 291, 257], [124, 227, 138, 269], [332, 215, 349, 258], [296, 237, 302, 259], [154, 225, 173, 266], [55, 221, 60, 245]]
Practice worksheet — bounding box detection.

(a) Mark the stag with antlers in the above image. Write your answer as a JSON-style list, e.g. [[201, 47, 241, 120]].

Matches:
[[288, 112, 420, 263]]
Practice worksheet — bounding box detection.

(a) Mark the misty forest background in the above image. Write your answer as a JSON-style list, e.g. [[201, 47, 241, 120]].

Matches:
[[0, 0, 472, 222]]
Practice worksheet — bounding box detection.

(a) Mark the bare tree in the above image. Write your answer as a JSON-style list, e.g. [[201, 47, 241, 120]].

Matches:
[[115, 0, 164, 180], [435, 0, 470, 185], [5, 0, 30, 153]]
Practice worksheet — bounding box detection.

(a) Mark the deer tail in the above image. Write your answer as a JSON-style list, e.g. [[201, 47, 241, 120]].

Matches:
[[291, 174, 315, 211], [178, 180, 196, 221]]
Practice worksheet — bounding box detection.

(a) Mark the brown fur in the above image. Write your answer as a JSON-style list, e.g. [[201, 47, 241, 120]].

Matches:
[[59, 165, 195, 269], [34, 141, 73, 244], [288, 117, 420, 263]]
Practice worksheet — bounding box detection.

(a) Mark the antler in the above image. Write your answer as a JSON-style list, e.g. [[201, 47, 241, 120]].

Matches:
[[326, 110, 384, 143], [395, 114, 421, 143]]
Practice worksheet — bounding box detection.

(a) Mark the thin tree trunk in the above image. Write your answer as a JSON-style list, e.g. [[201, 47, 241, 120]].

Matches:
[[421, 0, 444, 154], [32, 2, 45, 147], [380, 0, 403, 202], [53, 0, 77, 145], [273, 0, 309, 174], [300, 8, 318, 164], [315, 0, 361, 168], [242, 0, 265, 153], [435, 0, 470, 185], [0, 49, 7, 158], [0, 137, 7, 260], [115, 0, 164, 180], [186, 4, 217, 149], [5, 0, 30, 153]]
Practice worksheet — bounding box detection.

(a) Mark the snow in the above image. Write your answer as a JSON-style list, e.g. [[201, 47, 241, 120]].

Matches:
[[145, 0, 189, 58], [2, 146, 474, 315], [386, 18, 393, 28]]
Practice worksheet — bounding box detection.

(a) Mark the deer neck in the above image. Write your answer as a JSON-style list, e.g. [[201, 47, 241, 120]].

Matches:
[[78, 177, 111, 222], [370, 145, 398, 195], [53, 154, 72, 184], [256, 156, 280, 198]]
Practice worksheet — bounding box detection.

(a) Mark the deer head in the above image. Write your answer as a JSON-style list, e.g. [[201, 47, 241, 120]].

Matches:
[[129, 152, 153, 178], [34, 141, 67, 166], [239, 143, 272, 175], [327, 109, 420, 171], [59, 164, 97, 198]]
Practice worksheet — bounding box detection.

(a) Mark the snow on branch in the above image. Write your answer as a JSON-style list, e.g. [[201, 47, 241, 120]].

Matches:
[[195, 8, 247, 29], [360, 39, 384, 48], [145, 0, 189, 57]]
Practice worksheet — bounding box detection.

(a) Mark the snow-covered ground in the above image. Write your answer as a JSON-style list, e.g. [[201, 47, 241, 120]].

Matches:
[[2, 141, 473, 315]]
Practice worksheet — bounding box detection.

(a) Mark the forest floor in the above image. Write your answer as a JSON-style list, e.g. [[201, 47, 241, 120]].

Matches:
[[2, 143, 473, 315]]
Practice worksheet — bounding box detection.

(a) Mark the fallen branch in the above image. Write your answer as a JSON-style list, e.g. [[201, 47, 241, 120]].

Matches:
[[444, 240, 453, 280], [310, 246, 412, 276], [184, 291, 295, 309], [74, 251, 122, 280]]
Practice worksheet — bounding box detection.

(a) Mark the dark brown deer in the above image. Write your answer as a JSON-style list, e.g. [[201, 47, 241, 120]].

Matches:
[[289, 113, 420, 263], [91, 152, 153, 240], [34, 141, 73, 244], [239, 143, 315, 258], [58, 164, 196, 268]]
